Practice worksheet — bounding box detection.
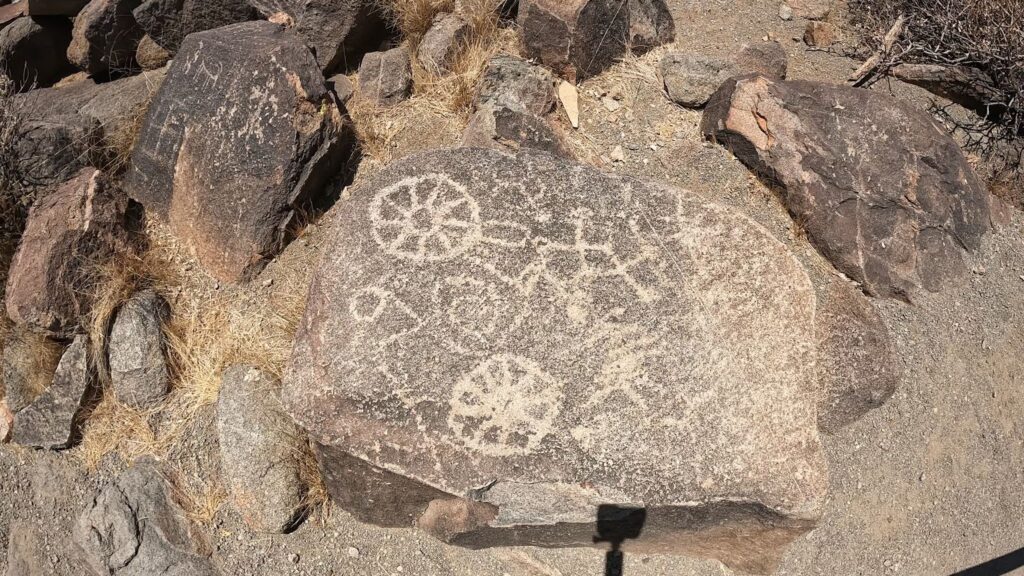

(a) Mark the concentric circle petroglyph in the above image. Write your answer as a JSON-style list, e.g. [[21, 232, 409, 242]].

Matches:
[[370, 174, 482, 261], [448, 355, 563, 457]]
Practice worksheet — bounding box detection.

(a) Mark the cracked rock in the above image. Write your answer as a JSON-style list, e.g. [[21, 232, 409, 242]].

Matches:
[[519, 0, 629, 82], [109, 289, 171, 409], [218, 365, 306, 533], [357, 46, 412, 107], [74, 457, 218, 576], [417, 13, 471, 75], [283, 147, 826, 574], [702, 75, 990, 299]]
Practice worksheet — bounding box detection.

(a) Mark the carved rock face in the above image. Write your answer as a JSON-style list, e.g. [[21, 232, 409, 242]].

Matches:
[[283, 148, 826, 574], [124, 21, 348, 283], [702, 75, 990, 300]]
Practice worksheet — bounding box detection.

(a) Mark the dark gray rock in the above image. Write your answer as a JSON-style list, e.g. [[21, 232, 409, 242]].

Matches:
[[817, 281, 899, 432], [9, 113, 101, 186], [659, 52, 736, 108], [1, 325, 62, 413], [283, 147, 825, 574], [247, 0, 385, 74], [134, 34, 168, 69], [461, 105, 569, 157], [218, 365, 306, 533], [417, 12, 470, 75], [124, 21, 348, 283], [476, 54, 556, 116], [519, 0, 628, 82], [327, 73, 354, 105], [74, 457, 219, 576], [357, 46, 412, 106], [11, 335, 98, 449], [627, 0, 673, 54], [109, 289, 170, 409], [67, 0, 144, 75], [0, 16, 75, 90], [132, 0, 257, 54], [701, 75, 990, 300], [5, 169, 131, 338], [735, 40, 787, 80]]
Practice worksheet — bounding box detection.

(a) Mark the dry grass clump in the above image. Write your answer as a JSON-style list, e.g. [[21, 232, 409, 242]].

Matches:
[[376, 0, 456, 49], [849, 0, 1024, 183]]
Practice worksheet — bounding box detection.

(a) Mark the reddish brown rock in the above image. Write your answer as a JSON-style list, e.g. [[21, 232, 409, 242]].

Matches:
[[519, 0, 629, 82], [816, 281, 900, 432], [702, 75, 990, 300], [803, 21, 835, 47], [417, 12, 470, 75], [135, 34, 169, 69], [67, 0, 144, 75], [5, 168, 131, 338], [124, 21, 348, 283]]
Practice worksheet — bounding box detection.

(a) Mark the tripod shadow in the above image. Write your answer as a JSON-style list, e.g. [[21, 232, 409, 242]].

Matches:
[[593, 505, 647, 576]]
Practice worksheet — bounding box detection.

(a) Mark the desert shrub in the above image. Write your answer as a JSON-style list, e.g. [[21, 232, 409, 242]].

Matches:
[[849, 0, 1024, 185]]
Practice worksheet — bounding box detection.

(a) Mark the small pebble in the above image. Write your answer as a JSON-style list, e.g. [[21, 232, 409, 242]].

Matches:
[[779, 3, 793, 20], [289, 553, 300, 564], [610, 146, 625, 162], [347, 547, 360, 558]]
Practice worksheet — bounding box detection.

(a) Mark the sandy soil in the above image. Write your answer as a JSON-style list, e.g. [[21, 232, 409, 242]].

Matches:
[[1, 1, 1022, 575]]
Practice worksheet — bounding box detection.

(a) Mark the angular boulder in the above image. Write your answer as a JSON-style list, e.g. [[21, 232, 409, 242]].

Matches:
[[74, 457, 218, 576], [283, 148, 826, 574], [124, 21, 348, 283], [519, 0, 629, 82], [475, 54, 556, 116], [626, 0, 673, 54], [9, 113, 101, 186], [1, 325, 63, 413], [816, 281, 899, 432], [0, 16, 75, 90], [462, 105, 570, 157], [11, 335, 98, 449], [735, 40, 787, 81], [218, 365, 306, 533], [5, 168, 131, 337], [134, 34, 168, 69], [132, 0, 258, 54], [67, 0, 144, 75], [660, 52, 735, 108], [417, 13, 470, 75], [701, 76, 990, 299], [109, 289, 171, 409], [248, 0, 385, 74], [357, 46, 412, 107]]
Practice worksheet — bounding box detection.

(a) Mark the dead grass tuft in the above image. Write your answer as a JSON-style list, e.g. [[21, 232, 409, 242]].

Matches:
[[376, 0, 456, 50]]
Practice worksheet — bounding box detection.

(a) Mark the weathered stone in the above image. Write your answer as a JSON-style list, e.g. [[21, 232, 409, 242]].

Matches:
[[132, 0, 258, 54], [817, 281, 899, 432], [134, 34, 168, 69], [357, 46, 412, 107], [247, 0, 384, 74], [5, 169, 131, 337], [735, 40, 787, 80], [125, 21, 348, 283], [659, 52, 735, 108], [0, 16, 75, 90], [8, 113, 101, 186], [417, 13, 470, 75], [462, 105, 570, 157], [626, 0, 673, 54], [67, 0, 144, 75], [327, 73, 354, 105], [283, 148, 825, 574], [109, 289, 170, 410], [803, 21, 835, 47], [0, 2, 26, 30], [701, 75, 990, 300], [74, 457, 218, 576], [519, 0, 629, 82], [778, 3, 792, 20], [1, 325, 63, 413], [11, 335, 97, 449], [789, 0, 830, 19], [218, 365, 306, 533], [476, 54, 556, 116], [891, 63, 1008, 122]]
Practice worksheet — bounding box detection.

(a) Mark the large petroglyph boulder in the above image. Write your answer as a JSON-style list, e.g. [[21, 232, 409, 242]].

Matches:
[[283, 148, 826, 574], [702, 75, 990, 300], [124, 21, 348, 283]]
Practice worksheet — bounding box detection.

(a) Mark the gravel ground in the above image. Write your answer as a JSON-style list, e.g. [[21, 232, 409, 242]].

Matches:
[[2, 1, 1022, 575]]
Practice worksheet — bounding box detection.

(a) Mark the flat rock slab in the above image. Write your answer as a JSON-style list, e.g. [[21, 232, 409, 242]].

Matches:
[[701, 75, 990, 300], [284, 148, 826, 574], [125, 21, 347, 283]]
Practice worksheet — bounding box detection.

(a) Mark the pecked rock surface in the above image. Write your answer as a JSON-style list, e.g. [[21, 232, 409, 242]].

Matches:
[[124, 21, 348, 283], [283, 148, 826, 574], [701, 75, 990, 300]]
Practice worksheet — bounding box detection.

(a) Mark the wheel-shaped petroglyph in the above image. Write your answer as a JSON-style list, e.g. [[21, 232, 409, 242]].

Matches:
[[448, 355, 563, 457], [370, 174, 482, 262]]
